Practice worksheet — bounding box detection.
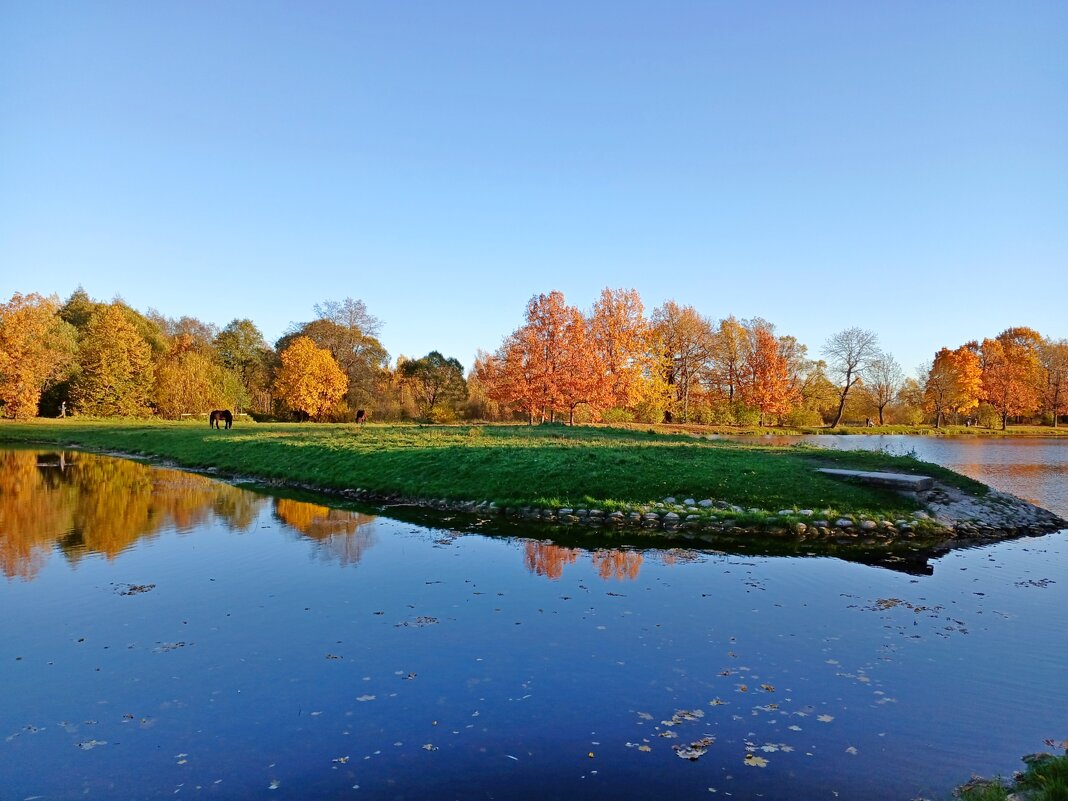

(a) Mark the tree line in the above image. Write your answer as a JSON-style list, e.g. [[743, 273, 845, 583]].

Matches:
[[0, 287, 1065, 428]]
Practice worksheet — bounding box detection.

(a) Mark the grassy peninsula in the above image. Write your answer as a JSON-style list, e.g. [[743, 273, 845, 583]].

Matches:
[[0, 419, 985, 524]]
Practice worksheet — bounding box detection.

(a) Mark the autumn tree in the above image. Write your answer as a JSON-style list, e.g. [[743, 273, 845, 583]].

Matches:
[[737, 324, 799, 425], [981, 327, 1043, 430], [399, 351, 468, 421], [273, 336, 348, 421], [521, 291, 572, 421], [589, 288, 647, 409], [71, 304, 155, 416], [650, 301, 713, 423], [708, 316, 750, 405], [1039, 338, 1068, 427], [823, 327, 879, 428], [556, 304, 607, 425], [0, 293, 78, 418], [279, 298, 388, 412], [924, 345, 982, 427], [865, 353, 905, 425]]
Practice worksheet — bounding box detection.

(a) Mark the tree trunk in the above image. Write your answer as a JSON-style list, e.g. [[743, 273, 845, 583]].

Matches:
[[877, 405, 886, 425], [568, 406, 575, 426], [1002, 411, 1008, 431], [830, 394, 847, 428]]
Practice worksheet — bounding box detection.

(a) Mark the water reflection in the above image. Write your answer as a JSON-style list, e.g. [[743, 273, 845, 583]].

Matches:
[[0, 450, 378, 579], [523, 541, 645, 581], [274, 497, 376, 566]]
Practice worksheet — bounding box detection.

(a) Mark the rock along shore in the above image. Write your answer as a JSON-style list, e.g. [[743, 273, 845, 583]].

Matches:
[[256, 474, 1066, 548]]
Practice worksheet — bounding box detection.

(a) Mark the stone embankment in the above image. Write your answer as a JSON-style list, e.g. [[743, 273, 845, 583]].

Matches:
[[311, 480, 1065, 547]]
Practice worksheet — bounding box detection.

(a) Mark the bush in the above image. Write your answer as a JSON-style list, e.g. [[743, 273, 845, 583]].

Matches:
[[600, 407, 635, 424], [783, 407, 824, 428]]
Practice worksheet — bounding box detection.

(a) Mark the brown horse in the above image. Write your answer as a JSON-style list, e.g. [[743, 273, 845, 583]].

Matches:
[[209, 409, 233, 429], [355, 409, 366, 425]]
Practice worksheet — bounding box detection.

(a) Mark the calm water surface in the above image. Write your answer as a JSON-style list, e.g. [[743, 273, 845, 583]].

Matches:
[[1, 445, 1066, 801]]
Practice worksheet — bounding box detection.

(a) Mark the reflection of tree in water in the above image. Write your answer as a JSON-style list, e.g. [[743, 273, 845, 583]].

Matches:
[[591, 549, 644, 581], [273, 498, 376, 567], [0, 450, 267, 580], [522, 541, 644, 581], [524, 542, 580, 579], [0, 452, 77, 579]]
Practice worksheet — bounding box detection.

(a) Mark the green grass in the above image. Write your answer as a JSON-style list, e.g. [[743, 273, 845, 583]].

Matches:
[[0, 419, 990, 524], [956, 752, 1068, 801]]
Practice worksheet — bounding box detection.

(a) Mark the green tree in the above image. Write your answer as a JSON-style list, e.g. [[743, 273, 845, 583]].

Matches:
[[399, 351, 468, 421], [215, 319, 275, 414]]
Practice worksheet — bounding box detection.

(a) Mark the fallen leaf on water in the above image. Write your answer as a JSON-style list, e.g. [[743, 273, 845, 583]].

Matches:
[[268, 779, 280, 790], [76, 739, 107, 750], [846, 746, 858, 755], [744, 754, 768, 768], [356, 695, 375, 702], [638, 745, 652, 752], [422, 744, 438, 751], [817, 714, 834, 723]]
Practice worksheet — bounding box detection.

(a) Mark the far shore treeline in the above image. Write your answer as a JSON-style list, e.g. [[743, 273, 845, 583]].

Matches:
[[0, 287, 1065, 430]]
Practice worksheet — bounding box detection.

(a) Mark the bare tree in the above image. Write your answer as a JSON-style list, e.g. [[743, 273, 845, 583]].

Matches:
[[867, 352, 904, 425], [313, 297, 383, 338], [823, 327, 879, 428]]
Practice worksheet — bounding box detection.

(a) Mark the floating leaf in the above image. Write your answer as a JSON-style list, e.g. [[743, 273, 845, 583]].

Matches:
[[744, 754, 768, 768]]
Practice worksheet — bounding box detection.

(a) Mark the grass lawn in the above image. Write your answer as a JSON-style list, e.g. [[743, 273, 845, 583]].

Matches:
[[0, 419, 988, 522]]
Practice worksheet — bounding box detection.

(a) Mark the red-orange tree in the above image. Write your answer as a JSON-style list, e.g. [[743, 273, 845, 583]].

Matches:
[[981, 327, 1042, 429], [738, 326, 799, 425]]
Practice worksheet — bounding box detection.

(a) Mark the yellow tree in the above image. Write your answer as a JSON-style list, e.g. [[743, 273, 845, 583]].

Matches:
[[71, 304, 155, 416], [0, 293, 77, 418], [650, 301, 713, 423], [1039, 337, 1068, 427], [274, 336, 348, 421]]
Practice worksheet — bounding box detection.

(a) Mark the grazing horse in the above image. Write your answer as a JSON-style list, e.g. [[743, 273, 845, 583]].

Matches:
[[209, 409, 233, 429], [355, 409, 366, 425]]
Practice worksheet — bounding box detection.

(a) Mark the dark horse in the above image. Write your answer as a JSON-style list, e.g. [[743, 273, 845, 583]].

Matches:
[[355, 409, 366, 425], [209, 409, 233, 429]]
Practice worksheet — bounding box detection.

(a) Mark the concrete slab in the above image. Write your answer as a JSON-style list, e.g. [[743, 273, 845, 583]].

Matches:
[[816, 468, 934, 492]]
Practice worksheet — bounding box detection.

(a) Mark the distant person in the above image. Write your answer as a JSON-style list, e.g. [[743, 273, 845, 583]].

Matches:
[[59, 401, 66, 418]]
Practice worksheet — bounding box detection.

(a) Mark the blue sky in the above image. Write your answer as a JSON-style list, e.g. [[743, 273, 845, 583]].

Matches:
[[2, 1, 1065, 377]]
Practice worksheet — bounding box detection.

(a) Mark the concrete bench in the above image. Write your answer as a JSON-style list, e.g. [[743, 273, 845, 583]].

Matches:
[[816, 468, 934, 492]]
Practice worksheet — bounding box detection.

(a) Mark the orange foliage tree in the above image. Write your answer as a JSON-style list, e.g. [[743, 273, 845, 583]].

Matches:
[[980, 327, 1043, 430], [0, 293, 77, 418], [738, 325, 799, 425], [924, 345, 982, 427], [590, 288, 647, 409], [273, 336, 349, 421]]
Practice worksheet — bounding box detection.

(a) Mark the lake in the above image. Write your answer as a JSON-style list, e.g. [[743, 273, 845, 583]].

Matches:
[[1, 439, 1066, 800]]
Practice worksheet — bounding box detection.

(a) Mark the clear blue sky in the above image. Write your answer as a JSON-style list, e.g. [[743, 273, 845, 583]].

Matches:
[[2, 1, 1065, 377]]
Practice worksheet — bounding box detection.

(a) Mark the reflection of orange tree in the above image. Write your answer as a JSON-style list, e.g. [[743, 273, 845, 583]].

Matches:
[[273, 498, 375, 567], [0, 451, 77, 579], [0, 450, 268, 578], [523, 541, 580, 580], [591, 549, 643, 581]]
